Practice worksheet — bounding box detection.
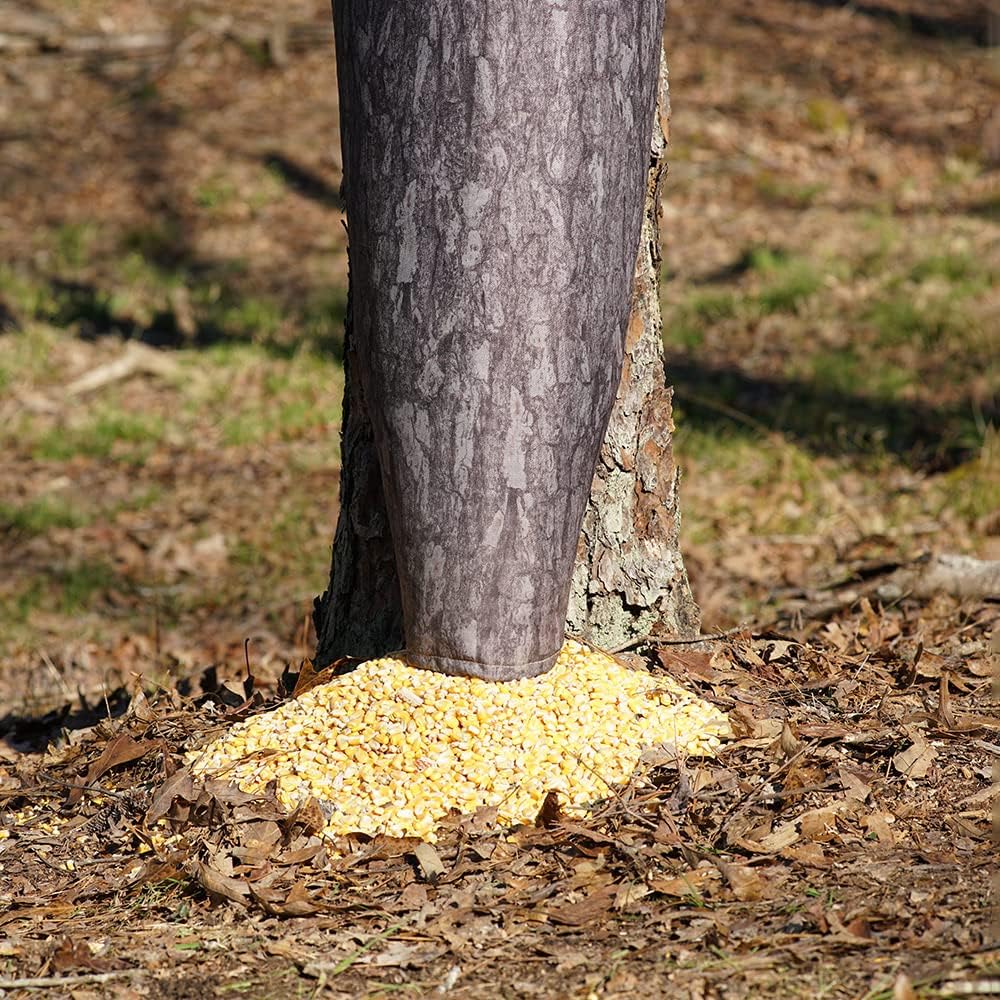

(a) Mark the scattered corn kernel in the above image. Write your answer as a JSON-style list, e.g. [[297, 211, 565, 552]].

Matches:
[[188, 640, 732, 842]]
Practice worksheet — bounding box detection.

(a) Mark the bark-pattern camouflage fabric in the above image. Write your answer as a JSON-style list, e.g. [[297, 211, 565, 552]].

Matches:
[[333, 0, 664, 680]]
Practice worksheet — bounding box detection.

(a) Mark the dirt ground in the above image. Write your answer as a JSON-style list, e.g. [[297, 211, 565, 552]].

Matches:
[[0, 0, 998, 996]]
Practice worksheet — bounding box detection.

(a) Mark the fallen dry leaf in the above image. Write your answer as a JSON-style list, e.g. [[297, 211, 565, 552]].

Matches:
[[838, 765, 873, 802], [51, 936, 116, 973], [779, 720, 803, 757], [534, 789, 563, 827], [648, 866, 721, 898], [546, 884, 618, 926], [252, 881, 324, 917], [411, 842, 446, 883], [862, 812, 896, 845], [737, 820, 800, 854], [68, 733, 165, 806], [893, 737, 938, 779], [190, 860, 251, 907], [366, 941, 447, 968], [716, 861, 769, 901], [781, 843, 830, 868], [799, 804, 844, 843], [613, 881, 653, 910], [145, 770, 197, 824]]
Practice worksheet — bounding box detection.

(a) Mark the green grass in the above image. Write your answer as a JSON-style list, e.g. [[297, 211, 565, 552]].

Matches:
[[1, 227, 350, 358], [754, 172, 828, 209], [1, 332, 342, 649], [853, 215, 901, 279], [249, 164, 288, 211], [0, 267, 57, 327], [55, 221, 99, 271], [0, 318, 61, 384], [673, 419, 835, 537], [0, 496, 90, 535], [298, 287, 348, 356], [803, 96, 851, 135], [3, 578, 47, 626], [664, 236, 991, 416], [865, 293, 966, 349], [860, 249, 989, 350], [195, 176, 238, 211], [665, 290, 740, 349], [121, 220, 186, 265], [190, 344, 342, 448], [117, 249, 181, 290], [231, 539, 267, 568], [908, 251, 986, 287], [663, 247, 825, 348], [57, 561, 118, 613], [2, 560, 119, 626], [32, 409, 165, 462], [934, 427, 1000, 521], [749, 247, 823, 314], [202, 293, 284, 343], [807, 347, 916, 399], [690, 290, 739, 324]]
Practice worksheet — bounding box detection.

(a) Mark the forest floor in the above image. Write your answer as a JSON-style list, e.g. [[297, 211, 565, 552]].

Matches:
[[0, 0, 998, 996]]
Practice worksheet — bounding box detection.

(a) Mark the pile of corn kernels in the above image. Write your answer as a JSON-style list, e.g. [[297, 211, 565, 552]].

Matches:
[[188, 640, 731, 841]]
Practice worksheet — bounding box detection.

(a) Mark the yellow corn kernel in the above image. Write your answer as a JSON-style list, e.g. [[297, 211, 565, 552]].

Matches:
[[187, 639, 731, 844]]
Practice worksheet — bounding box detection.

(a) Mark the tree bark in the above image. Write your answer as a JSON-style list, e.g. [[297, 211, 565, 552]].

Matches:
[[314, 10, 698, 671], [566, 54, 700, 651]]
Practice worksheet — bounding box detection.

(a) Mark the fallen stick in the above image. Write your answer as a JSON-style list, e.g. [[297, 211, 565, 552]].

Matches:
[[0, 971, 137, 989], [775, 552, 1000, 627], [64, 341, 178, 397], [876, 553, 1000, 602]]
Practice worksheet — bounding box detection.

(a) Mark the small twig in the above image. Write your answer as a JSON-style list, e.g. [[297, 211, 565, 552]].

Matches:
[[745, 782, 829, 806], [718, 740, 820, 842], [34, 771, 135, 802], [605, 624, 750, 655], [0, 971, 138, 989], [38, 651, 73, 700], [574, 754, 657, 830], [22, 846, 77, 875]]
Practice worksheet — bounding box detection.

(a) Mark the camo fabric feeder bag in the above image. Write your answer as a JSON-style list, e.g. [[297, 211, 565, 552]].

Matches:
[[333, 0, 666, 680]]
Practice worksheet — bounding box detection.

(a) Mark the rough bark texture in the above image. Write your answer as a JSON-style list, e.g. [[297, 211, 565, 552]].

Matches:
[[314, 8, 698, 674], [566, 55, 700, 650]]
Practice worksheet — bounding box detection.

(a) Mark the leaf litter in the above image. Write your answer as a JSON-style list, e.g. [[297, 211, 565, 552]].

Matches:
[[1, 595, 996, 997]]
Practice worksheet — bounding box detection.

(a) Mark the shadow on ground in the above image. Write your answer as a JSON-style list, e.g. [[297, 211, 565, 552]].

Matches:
[[0, 688, 132, 754], [666, 359, 993, 471], [5, 274, 347, 361], [801, 0, 997, 45]]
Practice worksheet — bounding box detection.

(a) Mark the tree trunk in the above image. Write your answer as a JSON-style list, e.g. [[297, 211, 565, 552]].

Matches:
[[314, 9, 698, 672], [566, 54, 700, 651]]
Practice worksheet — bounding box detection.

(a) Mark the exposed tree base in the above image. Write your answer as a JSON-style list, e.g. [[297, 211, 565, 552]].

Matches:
[[564, 54, 700, 652]]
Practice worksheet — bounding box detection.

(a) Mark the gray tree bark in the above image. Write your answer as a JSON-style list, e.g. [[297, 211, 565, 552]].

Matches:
[[314, 3, 698, 675]]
